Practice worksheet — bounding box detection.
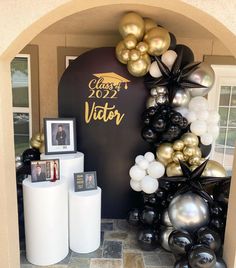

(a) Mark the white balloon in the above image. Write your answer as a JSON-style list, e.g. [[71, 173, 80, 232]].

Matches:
[[190, 120, 207, 136], [189, 96, 208, 112], [175, 107, 189, 117], [129, 165, 146, 181], [149, 61, 162, 78], [144, 152, 155, 162], [147, 161, 165, 179], [200, 133, 214, 145], [138, 158, 149, 170], [141, 175, 159, 194], [208, 110, 220, 123], [207, 124, 220, 139], [161, 50, 177, 70], [135, 155, 144, 164], [197, 110, 209, 121], [130, 179, 142, 192], [186, 111, 197, 123]]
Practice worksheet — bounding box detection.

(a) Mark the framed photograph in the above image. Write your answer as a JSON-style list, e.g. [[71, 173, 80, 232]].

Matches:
[[74, 171, 97, 192], [44, 118, 77, 154], [31, 159, 60, 183]]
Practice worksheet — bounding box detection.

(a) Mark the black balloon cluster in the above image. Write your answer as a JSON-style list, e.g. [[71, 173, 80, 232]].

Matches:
[[142, 104, 188, 146]]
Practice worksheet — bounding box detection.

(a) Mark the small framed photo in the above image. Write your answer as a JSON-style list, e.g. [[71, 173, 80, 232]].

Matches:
[[44, 118, 77, 154], [31, 159, 60, 183], [74, 171, 97, 192]]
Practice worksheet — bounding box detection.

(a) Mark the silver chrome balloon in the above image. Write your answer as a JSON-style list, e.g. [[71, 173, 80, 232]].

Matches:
[[146, 96, 157, 108], [161, 209, 172, 227], [168, 193, 210, 232], [156, 94, 169, 104], [150, 86, 168, 96], [172, 89, 190, 107], [15, 160, 23, 169], [160, 226, 175, 251], [15, 155, 22, 162], [184, 62, 215, 97]]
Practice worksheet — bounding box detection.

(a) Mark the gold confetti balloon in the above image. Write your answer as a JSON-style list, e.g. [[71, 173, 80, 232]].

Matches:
[[143, 18, 157, 33], [202, 160, 227, 177], [156, 143, 174, 166], [144, 27, 170, 56], [119, 12, 145, 41], [172, 151, 184, 164], [173, 140, 185, 151], [127, 53, 151, 77], [181, 133, 199, 147], [123, 34, 138, 50], [166, 162, 183, 177], [136, 42, 149, 55]]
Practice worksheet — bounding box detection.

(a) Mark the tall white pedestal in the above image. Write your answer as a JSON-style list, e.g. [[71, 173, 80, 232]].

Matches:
[[23, 177, 68, 266], [41, 152, 84, 187], [69, 187, 101, 253]]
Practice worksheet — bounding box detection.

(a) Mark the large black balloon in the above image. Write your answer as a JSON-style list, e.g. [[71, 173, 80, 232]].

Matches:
[[188, 245, 216, 268], [175, 44, 194, 68], [140, 206, 159, 225], [22, 148, 40, 165], [197, 227, 221, 252], [168, 230, 193, 256], [138, 228, 158, 251], [169, 32, 177, 50], [199, 142, 212, 158], [215, 258, 227, 268], [174, 258, 191, 268], [127, 208, 140, 226]]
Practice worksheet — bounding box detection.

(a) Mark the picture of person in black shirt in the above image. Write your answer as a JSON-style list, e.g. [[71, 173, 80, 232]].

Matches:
[[56, 124, 67, 145]]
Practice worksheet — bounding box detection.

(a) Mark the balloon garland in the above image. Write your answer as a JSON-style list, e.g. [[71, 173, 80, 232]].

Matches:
[[116, 12, 230, 267]]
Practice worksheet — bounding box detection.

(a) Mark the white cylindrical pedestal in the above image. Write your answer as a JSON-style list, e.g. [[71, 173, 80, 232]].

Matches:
[[23, 177, 69, 266], [41, 152, 84, 187], [69, 187, 101, 253]]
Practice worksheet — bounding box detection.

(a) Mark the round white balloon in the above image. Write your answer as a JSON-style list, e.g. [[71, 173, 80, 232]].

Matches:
[[129, 165, 146, 181], [141, 175, 159, 194], [200, 133, 214, 145], [149, 61, 162, 78], [130, 179, 142, 192], [186, 111, 197, 123], [189, 96, 208, 112], [190, 120, 207, 136], [138, 158, 149, 170], [144, 152, 155, 162], [175, 107, 189, 117], [207, 124, 220, 139], [197, 110, 209, 121], [147, 161, 165, 179], [161, 50, 177, 70], [208, 111, 220, 123], [135, 155, 144, 164]]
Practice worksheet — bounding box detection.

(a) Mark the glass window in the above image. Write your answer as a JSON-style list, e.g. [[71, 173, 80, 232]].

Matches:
[[219, 86, 231, 106]]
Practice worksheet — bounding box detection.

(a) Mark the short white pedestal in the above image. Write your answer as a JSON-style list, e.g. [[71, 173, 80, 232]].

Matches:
[[69, 187, 101, 253], [23, 177, 69, 266], [41, 152, 84, 187]]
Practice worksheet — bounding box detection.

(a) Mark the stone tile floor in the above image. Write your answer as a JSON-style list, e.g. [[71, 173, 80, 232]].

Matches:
[[21, 219, 175, 268]]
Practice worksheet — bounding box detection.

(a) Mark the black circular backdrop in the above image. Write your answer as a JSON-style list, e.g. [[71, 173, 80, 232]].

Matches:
[[59, 47, 150, 218]]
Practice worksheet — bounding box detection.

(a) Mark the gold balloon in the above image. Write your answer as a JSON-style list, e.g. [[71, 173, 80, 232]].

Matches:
[[123, 34, 137, 49], [136, 42, 149, 55], [156, 143, 174, 166], [173, 140, 185, 151], [184, 155, 189, 162], [188, 156, 201, 166], [30, 138, 41, 149], [172, 151, 184, 164], [32, 132, 41, 142], [40, 133, 45, 142], [181, 133, 199, 147], [39, 142, 45, 154], [144, 27, 170, 56], [183, 146, 196, 158], [190, 165, 198, 172], [116, 41, 127, 64], [194, 147, 202, 158], [166, 162, 183, 177], [202, 160, 227, 177], [130, 49, 141, 61], [143, 18, 157, 33], [119, 12, 145, 41], [120, 49, 130, 63], [127, 53, 151, 77]]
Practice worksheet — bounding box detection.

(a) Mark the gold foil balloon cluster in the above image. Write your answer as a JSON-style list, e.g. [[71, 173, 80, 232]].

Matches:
[[116, 12, 171, 77], [30, 132, 45, 153]]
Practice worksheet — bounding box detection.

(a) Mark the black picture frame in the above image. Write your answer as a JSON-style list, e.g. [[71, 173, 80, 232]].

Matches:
[[74, 171, 97, 192], [30, 159, 60, 183], [44, 118, 77, 155]]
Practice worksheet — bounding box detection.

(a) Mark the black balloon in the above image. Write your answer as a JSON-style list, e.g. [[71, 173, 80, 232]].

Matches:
[[188, 245, 216, 268], [174, 258, 191, 268], [197, 227, 221, 252], [169, 32, 177, 50], [143, 193, 158, 205], [175, 44, 194, 68], [138, 228, 158, 251], [168, 230, 194, 256], [199, 142, 212, 158], [210, 218, 225, 232], [141, 127, 157, 143], [155, 188, 166, 199], [140, 206, 159, 225], [22, 148, 40, 165], [215, 258, 227, 268], [127, 208, 140, 226], [210, 203, 225, 218], [213, 181, 230, 204]]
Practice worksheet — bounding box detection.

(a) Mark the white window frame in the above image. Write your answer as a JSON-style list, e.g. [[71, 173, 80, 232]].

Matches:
[[12, 54, 32, 138]]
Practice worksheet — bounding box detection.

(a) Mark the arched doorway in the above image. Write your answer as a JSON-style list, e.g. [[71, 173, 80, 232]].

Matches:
[[0, 1, 235, 267]]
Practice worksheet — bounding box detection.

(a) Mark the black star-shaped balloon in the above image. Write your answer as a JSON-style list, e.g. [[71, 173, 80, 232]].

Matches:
[[159, 160, 231, 204], [144, 48, 206, 103]]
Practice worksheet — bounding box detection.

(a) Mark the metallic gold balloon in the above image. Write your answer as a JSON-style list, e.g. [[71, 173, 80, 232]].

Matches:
[[202, 160, 227, 177], [127, 53, 151, 77], [129, 49, 141, 61], [181, 133, 199, 147], [166, 162, 183, 177], [143, 18, 157, 33], [119, 12, 145, 41], [156, 143, 174, 166], [172, 151, 184, 164], [183, 146, 196, 158], [39, 142, 45, 154], [30, 138, 41, 149], [188, 156, 201, 166], [144, 27, 170, 56], [120, 49, 130, 63], [190, 165, 198, 171], [136, 42, 149, 55], [173, 140, 185, 151], [123, 34, 138, 49], [194, 147, 202, 158], [115, 41, 127, 64], [34, 132, 41, 142], [40, 133, 44, 142]]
